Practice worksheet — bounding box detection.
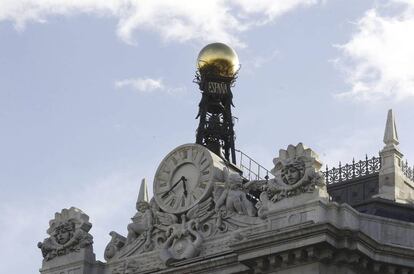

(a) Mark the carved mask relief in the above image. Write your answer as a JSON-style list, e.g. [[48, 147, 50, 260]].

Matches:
[[260, 143, 326, 204], [38, 207, 93, 261], [281, 161, 305, 185], [54, 222, 74, 244]]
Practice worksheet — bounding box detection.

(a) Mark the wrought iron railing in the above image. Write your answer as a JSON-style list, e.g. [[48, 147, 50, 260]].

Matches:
[[401, 160, 414, 182], [235, 149, 271, 181], [323, 156, 381, 185]]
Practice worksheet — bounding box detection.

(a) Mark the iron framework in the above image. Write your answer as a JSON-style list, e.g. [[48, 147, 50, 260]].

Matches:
[[194, 70, 237, 164]]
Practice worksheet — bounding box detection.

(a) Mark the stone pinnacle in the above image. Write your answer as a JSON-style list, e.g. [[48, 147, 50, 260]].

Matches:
[[137, 178, 149, 204], [383, 109, 399, 147]]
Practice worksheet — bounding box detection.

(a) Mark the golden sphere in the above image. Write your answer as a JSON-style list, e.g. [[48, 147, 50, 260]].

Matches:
[[197, 42, 239, 77]]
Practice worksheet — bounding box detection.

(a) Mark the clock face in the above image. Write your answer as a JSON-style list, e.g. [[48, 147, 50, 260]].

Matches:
[[153, 144, 215, 214]]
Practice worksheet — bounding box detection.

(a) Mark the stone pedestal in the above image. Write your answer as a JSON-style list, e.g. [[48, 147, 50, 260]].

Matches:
[[40, 248, 102, 274], [266, 186, 329, 212], [377, 145, 404, 201]]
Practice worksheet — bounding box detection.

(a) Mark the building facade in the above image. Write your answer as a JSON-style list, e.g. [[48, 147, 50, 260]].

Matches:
[[38, 44, 414, 274]]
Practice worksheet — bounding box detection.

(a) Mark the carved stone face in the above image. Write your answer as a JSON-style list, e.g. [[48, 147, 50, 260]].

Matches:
[[228, 173, 243, 189], [137, 202, 149, 213], [55, 224, 72, 244], [282, 166, 302, 185]]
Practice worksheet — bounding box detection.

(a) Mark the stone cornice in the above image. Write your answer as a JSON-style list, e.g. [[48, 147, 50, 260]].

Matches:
[[232, 222, 414, 273]]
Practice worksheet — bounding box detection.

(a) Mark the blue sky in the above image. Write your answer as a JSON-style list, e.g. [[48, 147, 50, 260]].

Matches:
[[1, 0, 414, 273]]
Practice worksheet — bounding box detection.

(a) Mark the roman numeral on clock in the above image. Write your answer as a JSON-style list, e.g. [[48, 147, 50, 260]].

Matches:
[[161, 191, 171, 200], [199, 155, 207, 166], [170, 156, 178, 166], [161, 162, 172, 175], [179, 149, 188, 160], [158, 180, 167, 188], [169, 197, 176, 208], [199, 181, 207, 189], [192, 148, 199, 162]]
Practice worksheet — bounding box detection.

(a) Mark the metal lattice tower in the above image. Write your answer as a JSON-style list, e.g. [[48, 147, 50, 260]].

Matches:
[[194, 43, 240, 165], [195, 72, 237, 164]]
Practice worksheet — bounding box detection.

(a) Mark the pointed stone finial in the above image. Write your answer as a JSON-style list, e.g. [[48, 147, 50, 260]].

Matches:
[[137, 178, 149, 204], [383, 109, 399, 147], [377, 109, 408, 202]]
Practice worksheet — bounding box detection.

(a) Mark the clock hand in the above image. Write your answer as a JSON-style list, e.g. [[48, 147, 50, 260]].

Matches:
[[182, 177, 188, 197], [161, 176, 185, 198]]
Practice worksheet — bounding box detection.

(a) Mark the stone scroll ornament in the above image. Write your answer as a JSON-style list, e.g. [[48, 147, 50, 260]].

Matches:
[[257, 143, 325, 216], [159, 216, 203, 266], [38, 207, 93, 261]]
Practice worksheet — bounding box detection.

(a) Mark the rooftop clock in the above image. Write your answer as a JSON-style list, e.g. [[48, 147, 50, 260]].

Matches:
[[153, 143, 226, 214]]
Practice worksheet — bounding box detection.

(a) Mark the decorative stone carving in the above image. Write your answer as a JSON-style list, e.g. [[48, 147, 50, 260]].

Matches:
[[38, 207, 93, 261], [153, 198, 215, 265], [160, 217, 203, 265], [105, 167, 265, 266], [100, 145, 326, 268], [126, 179, 153, 249], [112, 259, 140, 274], [214, 167, 256, 217], [256, 143, 326, 216], [104, 231, 126, 261], [103, 180, 156, 262]]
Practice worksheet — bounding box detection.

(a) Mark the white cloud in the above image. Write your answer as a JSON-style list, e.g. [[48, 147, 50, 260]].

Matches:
[[234, 0, 320, 25], [335, 1, 414, 102], [115, 77, 187, 95], [115, 77, 164, 93], [0, 0, 322, 46]]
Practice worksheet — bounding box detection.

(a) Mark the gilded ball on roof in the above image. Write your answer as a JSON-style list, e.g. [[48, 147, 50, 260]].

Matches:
[[197, 42, 239, 77]]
